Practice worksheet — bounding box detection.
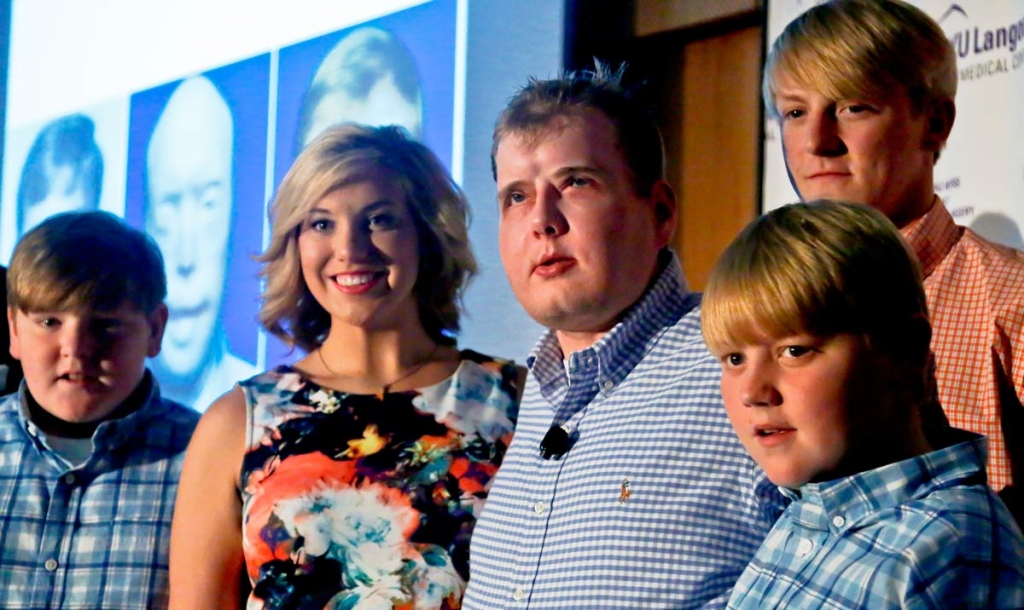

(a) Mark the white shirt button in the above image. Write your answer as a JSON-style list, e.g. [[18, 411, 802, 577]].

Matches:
[[795, 538, 813, 557], [533, 501, 546, 514], [64, 474, 75, 485], [832, 515, 846, 528], [44, 558, 58, 571], [602, 380, 614, 390], [512, 588, 526, 601]]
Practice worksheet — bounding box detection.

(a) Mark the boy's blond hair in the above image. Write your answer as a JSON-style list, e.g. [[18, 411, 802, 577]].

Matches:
[[763, 0, 957, 119], [7, 210, 166, 314], [702, 201, 929, 379]]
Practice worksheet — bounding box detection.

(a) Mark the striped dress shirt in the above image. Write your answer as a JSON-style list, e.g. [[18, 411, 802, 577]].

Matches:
[[728, 430, 1024, 609], [901, 200, 1024, 497], [464, 254, 785, 609], [0, 376, 199, 609]]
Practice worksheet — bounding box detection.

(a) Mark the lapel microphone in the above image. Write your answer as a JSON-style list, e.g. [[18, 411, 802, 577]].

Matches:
[[539, 424, 572, 460]]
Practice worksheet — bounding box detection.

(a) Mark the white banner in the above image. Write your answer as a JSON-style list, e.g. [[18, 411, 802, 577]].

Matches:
[[763, 0, 1024, 251]]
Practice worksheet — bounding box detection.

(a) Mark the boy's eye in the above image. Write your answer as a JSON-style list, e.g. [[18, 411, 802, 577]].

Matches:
[[782, 345, 812, 358], [724, 353, 745, 367], [38, 317, 61, 329]]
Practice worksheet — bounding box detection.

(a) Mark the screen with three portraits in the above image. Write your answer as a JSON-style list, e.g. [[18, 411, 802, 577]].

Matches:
[[0, 0, 559, 410]]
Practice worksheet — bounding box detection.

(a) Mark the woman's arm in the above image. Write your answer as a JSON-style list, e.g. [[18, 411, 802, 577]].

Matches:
[[169, 387, 249, 610]]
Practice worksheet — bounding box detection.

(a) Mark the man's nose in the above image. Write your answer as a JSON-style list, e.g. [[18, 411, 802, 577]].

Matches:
[[805, 112, 846, 157], [531, 184, 569, 237]]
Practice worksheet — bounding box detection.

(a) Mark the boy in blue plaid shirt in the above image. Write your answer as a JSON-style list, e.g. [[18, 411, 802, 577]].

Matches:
[[0, 210, 199, 609], [702, 200, 1024, 608]]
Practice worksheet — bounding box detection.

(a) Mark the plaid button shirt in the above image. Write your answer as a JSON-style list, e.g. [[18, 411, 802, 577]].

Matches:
[[901, 201, 1024, 493], [464, 254, 785, 609], [0, 376, 199, 609], [728, 430, 1024, 609]]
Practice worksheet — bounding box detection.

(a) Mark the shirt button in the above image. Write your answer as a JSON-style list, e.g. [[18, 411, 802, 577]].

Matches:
[[64, 474, 76, 485], [602, 380, 614, 390], [533, 501, 546, 514], [512, 588, 526, 601], [796, 538, 813, 557], [44, 558, 58, 571], [832, 515, 846, 528]]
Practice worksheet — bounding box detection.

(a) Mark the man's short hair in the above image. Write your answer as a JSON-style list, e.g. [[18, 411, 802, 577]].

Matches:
[[7, 210, 166, 315], [260, 124, 476, 352], [16, 114, 103, 234], [491, 62, 665, 195], [702, 200, 930, 376], [763, 0, 957, 119]]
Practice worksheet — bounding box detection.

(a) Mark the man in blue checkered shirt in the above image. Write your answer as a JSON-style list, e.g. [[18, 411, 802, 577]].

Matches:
[[0, 211, 199, 609], [463, 64, 786, 609]]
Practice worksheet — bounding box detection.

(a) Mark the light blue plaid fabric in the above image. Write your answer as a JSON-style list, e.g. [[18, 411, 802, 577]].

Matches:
[[0, 375, 199, 609], [728, 430, 1024, 609], [464, 254, 785, 609]]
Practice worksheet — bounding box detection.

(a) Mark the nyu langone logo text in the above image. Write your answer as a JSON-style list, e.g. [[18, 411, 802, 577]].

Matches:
[[940, 5, 1024, 81], [941, 5, 1024, 57]]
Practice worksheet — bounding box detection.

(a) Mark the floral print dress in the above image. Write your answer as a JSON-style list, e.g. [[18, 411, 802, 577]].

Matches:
[[238, 351, 519, 610]]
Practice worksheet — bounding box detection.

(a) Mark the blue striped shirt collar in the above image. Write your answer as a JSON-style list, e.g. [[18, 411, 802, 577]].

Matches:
[[782, 429, 988, 532], [526, 251, 695, 400]]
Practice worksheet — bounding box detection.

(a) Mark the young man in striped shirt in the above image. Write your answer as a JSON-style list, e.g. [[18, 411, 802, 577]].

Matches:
[[463, 64, 785, 609]]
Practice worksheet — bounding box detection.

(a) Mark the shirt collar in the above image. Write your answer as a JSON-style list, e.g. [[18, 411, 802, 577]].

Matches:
[[15, 370, 170, 456], [900, 197, 962, 279], [526, 251, 697, 394], [783, 429, 988, 532]]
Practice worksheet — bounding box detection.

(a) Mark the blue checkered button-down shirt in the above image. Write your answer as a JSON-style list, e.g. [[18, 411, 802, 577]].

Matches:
[[0, 375, 199, 609], [464, 254, 785, 609], [728, 430, 1024, 609]]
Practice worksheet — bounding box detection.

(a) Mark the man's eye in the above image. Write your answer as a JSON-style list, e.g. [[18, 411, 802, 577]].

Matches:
[[567, 176, 590, 188], [500, 192, 527, 209]]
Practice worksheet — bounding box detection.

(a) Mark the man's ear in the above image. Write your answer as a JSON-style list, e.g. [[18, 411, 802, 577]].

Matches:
[[147, 303, 170, 358], [922, 98, 955, 154], [650, 180, 678, 249]]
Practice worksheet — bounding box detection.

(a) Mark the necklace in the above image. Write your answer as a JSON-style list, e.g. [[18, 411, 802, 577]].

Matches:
[[317, 343, 441, 399]]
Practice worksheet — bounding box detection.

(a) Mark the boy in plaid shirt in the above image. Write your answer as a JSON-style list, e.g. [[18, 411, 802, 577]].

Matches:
[[703, 200, 1024, 608], [0, 210, 198, 609]]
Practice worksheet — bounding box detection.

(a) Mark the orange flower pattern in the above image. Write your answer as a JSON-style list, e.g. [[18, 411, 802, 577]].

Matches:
[[238, 351, 518, 609]]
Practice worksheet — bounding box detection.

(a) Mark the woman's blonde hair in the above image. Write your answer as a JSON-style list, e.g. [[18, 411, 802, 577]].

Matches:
[[258, 124, 476, 352]]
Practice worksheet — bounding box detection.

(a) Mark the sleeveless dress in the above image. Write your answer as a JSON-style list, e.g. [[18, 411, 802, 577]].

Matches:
[[238, 351, 519, 610]]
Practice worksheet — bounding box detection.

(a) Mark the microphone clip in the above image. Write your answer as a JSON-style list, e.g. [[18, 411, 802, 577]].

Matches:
[[539, 424, 572, 460]]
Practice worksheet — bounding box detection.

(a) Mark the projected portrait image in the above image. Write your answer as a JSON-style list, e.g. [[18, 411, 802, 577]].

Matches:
[[274, 0, 456, 186], [16, 114, 103, 236], [296, 26, 424, 149], [125, 56, 270, 411]]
